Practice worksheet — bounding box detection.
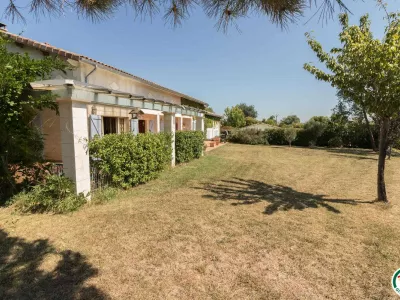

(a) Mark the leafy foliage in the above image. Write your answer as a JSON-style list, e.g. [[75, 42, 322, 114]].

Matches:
[[245, 116, 259, 126], [88, 133, 172, 188], [262, 116, 278, 126], [223, 105, 246, 128], [228, 129, 268, 145], [284, 127, 297, 146], [304, 117, 329, 145], [280, 115, 301, 127], [13, 175, 86, 214], [328, 136, 343, 148], [3, 0, 348, 32], [175, 131, 204, 164], [237, 103, 258, 118], [0, 35, 67, 201], [304, 11, 400, 202]]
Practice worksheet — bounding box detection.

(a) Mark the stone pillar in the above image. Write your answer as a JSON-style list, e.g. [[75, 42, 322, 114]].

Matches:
[[163, 113, 176, 166], [59, 100, 91, 196], [196, 116, 204, 132], [156, 114, 161, 133]]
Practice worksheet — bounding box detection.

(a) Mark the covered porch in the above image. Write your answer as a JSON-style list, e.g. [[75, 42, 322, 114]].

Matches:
[[33, 79, 205, 196]]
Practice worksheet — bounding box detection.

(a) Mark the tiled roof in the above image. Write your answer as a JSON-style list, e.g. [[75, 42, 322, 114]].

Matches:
[[205, 111, 223, 119], [1, 30, 208, 106]]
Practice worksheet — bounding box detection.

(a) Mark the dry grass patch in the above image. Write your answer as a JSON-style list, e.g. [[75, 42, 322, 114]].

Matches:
[[1, 144, 400, 299]]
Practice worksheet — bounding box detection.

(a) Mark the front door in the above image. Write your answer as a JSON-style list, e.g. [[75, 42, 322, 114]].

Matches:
[[139, 120, 146, 133]]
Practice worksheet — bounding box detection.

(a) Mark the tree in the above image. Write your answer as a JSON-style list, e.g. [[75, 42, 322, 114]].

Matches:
[[4, 1, 349, 31], [284, 127, 297, 147], [262, 115, 278, 126], [245, 116, 259, 126], [0, 35, 67, 200], [280, 115, 300, 127], [237, 103, 258, 118], [304, 117, 327, 145], [223, 106, 245, 128], [336, 91, 378, 151], [304, 12, 400, 202]]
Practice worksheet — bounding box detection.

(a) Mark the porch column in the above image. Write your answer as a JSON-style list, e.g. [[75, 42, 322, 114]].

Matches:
[[179, 117, 183, 131], [59, 100, 91, 196], [196, 116, 204, 132], [156, 114, 161, 133], [163, 113, 176, 166]]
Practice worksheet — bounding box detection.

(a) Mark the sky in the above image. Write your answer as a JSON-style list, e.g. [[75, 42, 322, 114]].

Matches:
[[0, 1, 396, 122]]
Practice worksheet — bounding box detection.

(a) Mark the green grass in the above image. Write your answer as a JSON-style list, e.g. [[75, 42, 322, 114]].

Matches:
[[1, 144, 400, 299]]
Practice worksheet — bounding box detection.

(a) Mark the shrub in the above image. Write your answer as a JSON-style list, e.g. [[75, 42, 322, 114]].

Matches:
[[245, 117, 259, 126], [228, 128, 269, 145], [175, 131, 204, 163], [328, 136, 343, 148], [283, 128, 297, 146], [13, 175, 86, 214], [266, 128, 286, 145], [88, 132, 172, 188]]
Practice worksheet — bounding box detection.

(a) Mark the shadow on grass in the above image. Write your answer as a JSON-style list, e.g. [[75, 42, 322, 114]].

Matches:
[[197, 178, 374, 215], [0, 229, 110, 300], [329, 154, 378, 161]]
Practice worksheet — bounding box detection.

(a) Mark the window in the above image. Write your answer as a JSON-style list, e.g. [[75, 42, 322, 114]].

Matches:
[[103, 117, 117, 135]]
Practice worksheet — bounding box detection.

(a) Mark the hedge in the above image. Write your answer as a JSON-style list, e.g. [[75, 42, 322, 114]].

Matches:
[[88, 132, 172, 188], [228, 125, 381, 149], [175, 131, 204, 163], [228, 128, 269, 145]]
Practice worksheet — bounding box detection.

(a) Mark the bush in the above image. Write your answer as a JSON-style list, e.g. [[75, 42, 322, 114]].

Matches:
[[228, 128, 269, 145], [328, 136, 343, 148], [175, 131, 204, 163], [88, 132, 172, 188], [283, 128, 297, 146], [13, 175, 86, 214], [266, 128, 286, 145]]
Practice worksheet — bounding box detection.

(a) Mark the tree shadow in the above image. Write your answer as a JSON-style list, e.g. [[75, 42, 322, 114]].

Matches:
[[196, 178, 374, 215], [0, 229, 110, 300], [329, 154, 378, 161]]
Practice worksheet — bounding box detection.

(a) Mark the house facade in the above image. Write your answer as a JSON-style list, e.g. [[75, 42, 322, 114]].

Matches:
[[1, 25, 222, 195]]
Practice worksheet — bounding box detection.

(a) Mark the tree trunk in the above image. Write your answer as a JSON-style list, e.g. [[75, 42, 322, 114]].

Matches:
[[377, 118, 390, 202], [362, 108, 377, 151]]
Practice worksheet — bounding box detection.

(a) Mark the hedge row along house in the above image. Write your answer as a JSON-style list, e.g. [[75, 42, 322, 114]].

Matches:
[[0, 24, 221, 195]]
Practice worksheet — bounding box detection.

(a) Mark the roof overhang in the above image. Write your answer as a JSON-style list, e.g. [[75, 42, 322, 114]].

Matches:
[[30, 79, 205, 117]]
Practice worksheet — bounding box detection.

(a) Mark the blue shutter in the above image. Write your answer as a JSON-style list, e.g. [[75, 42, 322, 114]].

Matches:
[[130, 119, 139, 135], [149, 120, 154, 133], [89, 115, 102, 139]]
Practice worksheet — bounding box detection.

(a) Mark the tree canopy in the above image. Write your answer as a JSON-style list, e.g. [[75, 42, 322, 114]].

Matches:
[[280, 115, 300, 126], [224, 105, 246, 127], [4, 0, 349, 31], [304, 11, 400, 202], [237, 103, 258, 118]]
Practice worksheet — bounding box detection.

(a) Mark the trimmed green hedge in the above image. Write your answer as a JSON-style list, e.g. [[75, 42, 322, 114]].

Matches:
[[88, 133, 172, 188], [228, 128, 269, 145], [175, 131, 204, 164], [228, 125, 379, 148]]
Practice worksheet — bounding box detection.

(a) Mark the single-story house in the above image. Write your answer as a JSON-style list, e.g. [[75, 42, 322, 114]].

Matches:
[[1, 24, 222, 195]]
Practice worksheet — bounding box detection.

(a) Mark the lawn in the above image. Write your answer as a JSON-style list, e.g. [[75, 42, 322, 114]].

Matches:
[[1, 144, 400, 299]]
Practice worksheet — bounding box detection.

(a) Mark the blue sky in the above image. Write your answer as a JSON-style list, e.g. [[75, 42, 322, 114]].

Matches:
[[0, 1, 395, 121]]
